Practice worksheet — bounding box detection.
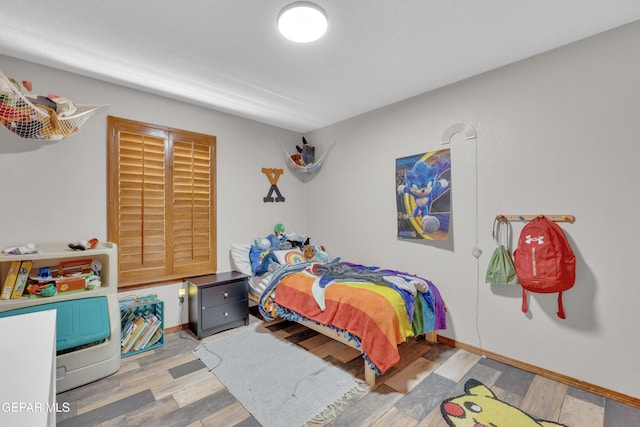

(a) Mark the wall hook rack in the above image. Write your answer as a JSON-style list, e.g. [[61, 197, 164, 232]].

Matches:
[[496, 214, 576, 224]]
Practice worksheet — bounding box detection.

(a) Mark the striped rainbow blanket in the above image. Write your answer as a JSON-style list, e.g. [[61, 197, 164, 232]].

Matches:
[[259, 260, 446, 374]]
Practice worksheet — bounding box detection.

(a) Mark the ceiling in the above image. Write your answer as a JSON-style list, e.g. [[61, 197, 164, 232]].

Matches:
[[2, 1, 640, 133]]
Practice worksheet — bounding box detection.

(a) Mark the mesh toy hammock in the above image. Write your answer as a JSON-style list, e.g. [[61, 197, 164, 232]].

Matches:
[[278, 138, 335, 182], [0, 71, 103, 141]]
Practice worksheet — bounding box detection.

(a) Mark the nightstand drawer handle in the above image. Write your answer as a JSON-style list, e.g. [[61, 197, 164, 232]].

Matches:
[[223, 291, 229, 298]]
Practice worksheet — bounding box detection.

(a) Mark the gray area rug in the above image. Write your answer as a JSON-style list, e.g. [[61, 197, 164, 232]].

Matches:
[[193, 324, 365, 427]]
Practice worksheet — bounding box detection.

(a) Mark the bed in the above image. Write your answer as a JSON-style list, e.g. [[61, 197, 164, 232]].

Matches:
[[231, 243, 446, 386]]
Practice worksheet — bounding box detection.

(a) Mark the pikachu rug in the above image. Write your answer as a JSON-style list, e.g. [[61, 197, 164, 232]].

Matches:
[[441, 379, 569, 427]]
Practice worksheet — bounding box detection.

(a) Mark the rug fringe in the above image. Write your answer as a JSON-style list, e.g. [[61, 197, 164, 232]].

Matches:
[[304, 382, 367, 425]]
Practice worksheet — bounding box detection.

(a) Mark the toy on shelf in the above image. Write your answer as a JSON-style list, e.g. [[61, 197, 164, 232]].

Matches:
[[0, 70, 103, 141], [2, 243, 38, 255], [26, 258, 102, 298], [26, 282, 58, 298], [68, 238, 99, 251]]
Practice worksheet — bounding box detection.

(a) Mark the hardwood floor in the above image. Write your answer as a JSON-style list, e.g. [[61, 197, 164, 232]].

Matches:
[[56, 309, 640, 427]]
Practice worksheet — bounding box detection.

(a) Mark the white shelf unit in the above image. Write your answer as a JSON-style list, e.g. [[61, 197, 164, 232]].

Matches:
[[0, 242, 120, 393]]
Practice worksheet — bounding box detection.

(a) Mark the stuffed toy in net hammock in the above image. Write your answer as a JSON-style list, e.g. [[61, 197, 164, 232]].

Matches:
[[0, 71, 102, 141]]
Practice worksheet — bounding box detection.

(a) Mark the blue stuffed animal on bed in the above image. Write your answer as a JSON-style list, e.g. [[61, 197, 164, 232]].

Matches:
[[249, 238, 278, 276], [397, 161, 449, 234]]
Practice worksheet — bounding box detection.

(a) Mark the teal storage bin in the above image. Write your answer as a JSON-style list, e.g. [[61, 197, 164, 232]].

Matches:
[[0, 297, 111, 352]]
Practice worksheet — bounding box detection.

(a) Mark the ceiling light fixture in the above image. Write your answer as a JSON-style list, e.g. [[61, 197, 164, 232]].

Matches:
[[277, 2, 328, 43]]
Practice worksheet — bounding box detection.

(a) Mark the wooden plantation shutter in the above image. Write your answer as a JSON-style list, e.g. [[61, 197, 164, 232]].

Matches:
[[108, 117, 216, 287], [117, 129, 167, 281], [171, 131, 216, 275]]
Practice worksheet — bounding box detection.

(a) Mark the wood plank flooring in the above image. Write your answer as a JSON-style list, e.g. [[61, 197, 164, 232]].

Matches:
[[56, 308, 640, 427]]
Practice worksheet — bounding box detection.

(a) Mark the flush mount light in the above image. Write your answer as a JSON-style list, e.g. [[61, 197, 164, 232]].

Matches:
[[277, 2, 328, 43]]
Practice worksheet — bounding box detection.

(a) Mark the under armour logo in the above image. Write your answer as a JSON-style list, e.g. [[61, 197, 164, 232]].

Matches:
[[525, 235, 544, 244]]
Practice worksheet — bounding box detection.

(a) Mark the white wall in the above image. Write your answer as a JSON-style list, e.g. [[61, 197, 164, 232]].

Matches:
[[0, 54, 307, 326], [306, 21, 640, 399]]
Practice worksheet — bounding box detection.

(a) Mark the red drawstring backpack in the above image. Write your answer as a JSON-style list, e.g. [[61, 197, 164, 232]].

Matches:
[[513, 215, 576, 319]]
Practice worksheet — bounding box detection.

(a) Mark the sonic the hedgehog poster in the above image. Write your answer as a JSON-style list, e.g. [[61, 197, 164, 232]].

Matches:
[[396, 148, 451, 241]]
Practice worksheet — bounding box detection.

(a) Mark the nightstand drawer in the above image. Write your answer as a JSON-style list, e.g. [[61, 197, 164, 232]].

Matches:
[[201, 300, 248, 331], [201, 281, 247, 308]]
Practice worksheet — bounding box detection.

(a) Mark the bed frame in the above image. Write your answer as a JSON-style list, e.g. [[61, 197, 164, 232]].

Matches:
[[250, 293, 437, 387], [301, 316, 438, 387]]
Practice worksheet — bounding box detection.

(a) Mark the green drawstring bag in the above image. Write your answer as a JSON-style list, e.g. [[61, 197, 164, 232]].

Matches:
[[486, 217, 519, 285], [486, 245, 519, 285]]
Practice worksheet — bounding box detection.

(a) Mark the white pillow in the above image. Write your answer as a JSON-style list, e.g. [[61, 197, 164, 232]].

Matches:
[[273, 248, 307, 266], [230, 243, 252, 275]]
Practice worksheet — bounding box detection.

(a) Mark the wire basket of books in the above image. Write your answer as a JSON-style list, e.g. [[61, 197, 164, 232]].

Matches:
[[0, 70, 103, 141], [119, 295, 164, 357]]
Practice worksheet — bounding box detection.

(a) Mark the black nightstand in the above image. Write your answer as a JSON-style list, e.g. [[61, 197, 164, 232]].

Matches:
[[186, 272, 249, 339]]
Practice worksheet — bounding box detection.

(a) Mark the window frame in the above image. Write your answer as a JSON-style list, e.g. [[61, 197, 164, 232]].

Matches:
[[107, 116, 217, 288]]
